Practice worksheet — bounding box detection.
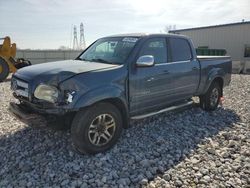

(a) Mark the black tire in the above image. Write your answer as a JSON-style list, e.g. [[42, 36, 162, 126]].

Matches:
[[199, 82, 222, 111], [0, 58, 10, 82], [71, 102, 123, 154]]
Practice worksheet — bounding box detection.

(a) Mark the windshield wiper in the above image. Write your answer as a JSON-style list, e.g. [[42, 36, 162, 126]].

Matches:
[[77, 57, 88, 61], [90, 58, 112, 64]]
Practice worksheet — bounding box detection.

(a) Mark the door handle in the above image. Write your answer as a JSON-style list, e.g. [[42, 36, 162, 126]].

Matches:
[[147, 77, 155, 82], [192, 67, 198, 71], [163, 70, 169, 74]]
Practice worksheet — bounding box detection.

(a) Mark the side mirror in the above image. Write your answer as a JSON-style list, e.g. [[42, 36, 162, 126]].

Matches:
[[136, 55, 154, 67]]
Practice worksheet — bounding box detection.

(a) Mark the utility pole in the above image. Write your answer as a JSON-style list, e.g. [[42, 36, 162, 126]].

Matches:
[[73, 25, 79, 50], [79, 22, 86, 49]]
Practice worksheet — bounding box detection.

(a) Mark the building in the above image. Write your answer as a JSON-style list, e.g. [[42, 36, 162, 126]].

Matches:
[[170, 21, 250, 73]]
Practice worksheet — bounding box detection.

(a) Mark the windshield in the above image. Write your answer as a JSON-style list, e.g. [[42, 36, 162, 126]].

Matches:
[[78, 37, 139, 64]]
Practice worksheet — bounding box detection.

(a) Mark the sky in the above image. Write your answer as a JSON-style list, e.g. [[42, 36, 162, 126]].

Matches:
[[0, 0, 250, 49]]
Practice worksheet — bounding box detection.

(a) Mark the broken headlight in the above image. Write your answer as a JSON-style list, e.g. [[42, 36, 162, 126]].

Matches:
[[34, 84, 59, 103]]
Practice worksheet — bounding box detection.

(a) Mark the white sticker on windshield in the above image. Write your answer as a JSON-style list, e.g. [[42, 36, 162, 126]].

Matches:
[[122, 37, 138, 43]]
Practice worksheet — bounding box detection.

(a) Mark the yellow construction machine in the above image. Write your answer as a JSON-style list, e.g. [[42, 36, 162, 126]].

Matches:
[[0, 36, 31, 81]]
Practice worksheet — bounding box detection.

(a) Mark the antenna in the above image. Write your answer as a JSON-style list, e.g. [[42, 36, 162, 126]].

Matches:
[[73, 25, 79, 50], [79, 22, 86, 49]]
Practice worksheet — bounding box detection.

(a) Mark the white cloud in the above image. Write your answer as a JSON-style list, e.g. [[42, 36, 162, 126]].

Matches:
[[1, 0, 249, 49], [118, 0, 167, 16]]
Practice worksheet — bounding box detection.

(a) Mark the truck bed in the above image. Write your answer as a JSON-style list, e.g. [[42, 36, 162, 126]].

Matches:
[[196, 55, 232, 95]]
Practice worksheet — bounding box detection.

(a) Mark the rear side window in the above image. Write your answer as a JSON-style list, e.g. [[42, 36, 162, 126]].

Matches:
[[169, 38, 192, 62]]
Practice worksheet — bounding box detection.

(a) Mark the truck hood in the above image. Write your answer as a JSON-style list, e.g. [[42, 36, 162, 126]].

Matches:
[[14, 60, 119, 84]]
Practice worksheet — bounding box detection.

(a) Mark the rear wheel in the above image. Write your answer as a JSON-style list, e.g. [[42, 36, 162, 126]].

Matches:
[[0, 58, 9, 81], [200, 82, 222, 111], [71, 102, 123, 154]]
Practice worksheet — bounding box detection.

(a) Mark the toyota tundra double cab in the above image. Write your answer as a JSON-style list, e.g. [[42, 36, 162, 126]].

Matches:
[[9, 33, 232, 154]]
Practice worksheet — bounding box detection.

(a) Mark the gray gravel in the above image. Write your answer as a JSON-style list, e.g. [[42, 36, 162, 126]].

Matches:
[[0, 74, 249, 188]]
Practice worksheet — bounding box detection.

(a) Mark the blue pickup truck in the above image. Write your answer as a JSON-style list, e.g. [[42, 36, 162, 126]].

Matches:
[[9, 33, 232, 154]]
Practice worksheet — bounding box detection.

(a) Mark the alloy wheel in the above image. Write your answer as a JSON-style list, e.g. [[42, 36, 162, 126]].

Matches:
[[88, 114, 116, 146], [210, 88, 219, 107]]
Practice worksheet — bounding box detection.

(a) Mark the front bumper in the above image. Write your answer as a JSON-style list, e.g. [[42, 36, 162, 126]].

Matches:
[[19, 99, 68, 115], [9, 102, 47, 126]]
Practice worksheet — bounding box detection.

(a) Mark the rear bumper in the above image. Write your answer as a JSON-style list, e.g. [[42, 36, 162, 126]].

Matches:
[[9, 102, 47, 126]]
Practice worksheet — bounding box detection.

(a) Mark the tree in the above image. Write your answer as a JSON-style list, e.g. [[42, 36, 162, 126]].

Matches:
[[163, 25, 176, 33]]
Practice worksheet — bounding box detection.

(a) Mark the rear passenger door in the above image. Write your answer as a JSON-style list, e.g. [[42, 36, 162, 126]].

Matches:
[[167, 37, 200, 100]]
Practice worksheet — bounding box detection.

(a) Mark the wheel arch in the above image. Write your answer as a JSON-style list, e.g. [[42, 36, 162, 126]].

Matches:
[[97, 98, 129, 129], [203, 67, 225, 95], [213, 77, 223, 88], [73, 86, 130, 128], [203, 76, 224, 96]]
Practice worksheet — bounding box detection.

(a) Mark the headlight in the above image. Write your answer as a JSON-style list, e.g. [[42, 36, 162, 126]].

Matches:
[[34, 84, 59, 103]]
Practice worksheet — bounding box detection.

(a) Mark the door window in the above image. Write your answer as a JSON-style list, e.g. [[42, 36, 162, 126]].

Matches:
[[169, 38, 192, 62], [139, 38, 167, 64]]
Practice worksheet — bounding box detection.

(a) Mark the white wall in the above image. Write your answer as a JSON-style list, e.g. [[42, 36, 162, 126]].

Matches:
[[16, 50, 82, 64], [172, 23, 250, 73]]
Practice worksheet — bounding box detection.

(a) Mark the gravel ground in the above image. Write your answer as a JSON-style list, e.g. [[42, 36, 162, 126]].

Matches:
[[0, 74, 249, 188]]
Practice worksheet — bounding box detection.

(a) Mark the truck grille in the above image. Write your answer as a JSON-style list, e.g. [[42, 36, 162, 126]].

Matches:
[[11, 77, 29, 98]]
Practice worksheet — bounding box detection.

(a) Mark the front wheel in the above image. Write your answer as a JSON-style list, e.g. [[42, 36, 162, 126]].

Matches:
[[199, 82, 222, 111], [0, 58, 10, 82], [71, 102, 123, 154]]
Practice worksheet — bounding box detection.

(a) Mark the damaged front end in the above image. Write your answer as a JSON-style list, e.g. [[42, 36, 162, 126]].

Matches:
[[9, 74, 81, 128], [9, 102, 47, 127]]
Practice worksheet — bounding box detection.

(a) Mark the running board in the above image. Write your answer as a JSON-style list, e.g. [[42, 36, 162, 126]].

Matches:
[[131, 100, 194, 120]]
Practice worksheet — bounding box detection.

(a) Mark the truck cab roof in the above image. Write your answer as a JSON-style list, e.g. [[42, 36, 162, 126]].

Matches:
[[105, 33, 190, 40]]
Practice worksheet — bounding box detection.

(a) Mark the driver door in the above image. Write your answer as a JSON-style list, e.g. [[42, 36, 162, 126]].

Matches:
[[129, 37, 172, 114]]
